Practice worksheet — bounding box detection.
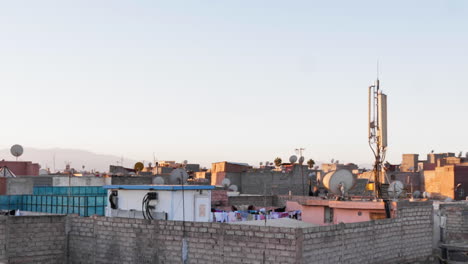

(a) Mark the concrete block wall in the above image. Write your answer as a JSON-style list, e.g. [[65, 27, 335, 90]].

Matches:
[[0, 215, 67, 264], [301, 201, 433, 264], [440, 203, 468, 243], [0, 217, 6, 263], [1, 201, 434, 264], [228, 195, 274, 207], [396, 201, 433, 261], [68, 216, 156, 263], [68, 216, 299, 264], [302, 219, 401, 264]]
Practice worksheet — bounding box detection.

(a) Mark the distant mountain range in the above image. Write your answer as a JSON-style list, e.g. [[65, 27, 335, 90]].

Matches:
[[0, 148, 137, 173]]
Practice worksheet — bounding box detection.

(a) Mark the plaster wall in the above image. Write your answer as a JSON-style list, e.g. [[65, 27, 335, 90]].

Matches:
[[105, 189, 211, 222]]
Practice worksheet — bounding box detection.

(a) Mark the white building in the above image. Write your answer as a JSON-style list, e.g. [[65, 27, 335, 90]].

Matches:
[[103, 185, 214, 222]]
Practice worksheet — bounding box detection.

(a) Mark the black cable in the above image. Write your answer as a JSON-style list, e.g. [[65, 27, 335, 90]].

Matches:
[[142, 194, 149, 220], [146, 198, 154, 220]]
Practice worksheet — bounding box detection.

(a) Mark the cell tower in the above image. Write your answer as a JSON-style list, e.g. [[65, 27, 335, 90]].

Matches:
[[368, 78, 388, 199]]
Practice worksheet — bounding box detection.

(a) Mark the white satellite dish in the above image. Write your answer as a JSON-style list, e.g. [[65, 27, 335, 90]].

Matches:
[[10, 145, 24, 160], [298, 156, 305, 165], [169, 168, 189, 184], [322, 169, 355, 195], [153, 176, 165, 185], [388, 181, 404, 199], [423, 192, 431, 199], [221, 178, 231, 187], [229, 185, 238, 192], [289, 155, 298, 164]]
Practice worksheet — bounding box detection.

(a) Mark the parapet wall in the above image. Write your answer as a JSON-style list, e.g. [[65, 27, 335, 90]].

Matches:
[[68, 216, 298, 263], [439, 202, 468, 243], [0, 215, 67, 264], [0, 201, 434, 264], [302, 201, 433, 264]]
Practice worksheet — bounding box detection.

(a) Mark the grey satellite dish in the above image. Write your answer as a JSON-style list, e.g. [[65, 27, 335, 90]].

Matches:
[[289, 155, 298, 164], [221, 178, 231, 187], [153, 176, 165, 185], [388, 181, 404, 199], [423, 192, 431, 199], [298, 156, 305, 165], [183, 160, 188, 165], [229, 185, 238, 192], [322, 169, 355, 195], [10, 145, 24, 159], [412, 190, 421, 198], [169, 168, 189, 184], [444, 197, 453, 202]]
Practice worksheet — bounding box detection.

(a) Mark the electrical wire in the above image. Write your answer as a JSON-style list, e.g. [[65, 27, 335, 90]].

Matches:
[[142, 193, 155, 220]]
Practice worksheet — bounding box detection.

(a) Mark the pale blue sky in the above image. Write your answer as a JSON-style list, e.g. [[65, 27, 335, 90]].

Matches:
[[1, 1, 467, 167]]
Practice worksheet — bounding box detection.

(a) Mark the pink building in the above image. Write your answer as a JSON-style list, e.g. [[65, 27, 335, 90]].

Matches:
[[0, 160, 40, 176], [286, 197, 394, 226]]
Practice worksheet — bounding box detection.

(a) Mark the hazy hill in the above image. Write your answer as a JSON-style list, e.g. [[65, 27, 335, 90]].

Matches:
[[0, 148, 137, 173]]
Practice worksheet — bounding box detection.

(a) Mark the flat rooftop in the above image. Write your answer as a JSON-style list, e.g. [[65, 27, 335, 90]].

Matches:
[[103, 185, 215, 191]]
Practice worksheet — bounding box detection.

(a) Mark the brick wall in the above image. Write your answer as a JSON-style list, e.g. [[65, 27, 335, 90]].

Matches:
[[0, 217, 6, 263], [1, 201, 434, 264], [0, 215, 67, 264], [440, 203, 468, 243], [111, 176, 154, 185], [301, 201, 433, 264], [228, 195, 274, 207], [68, 215, 299, 264]]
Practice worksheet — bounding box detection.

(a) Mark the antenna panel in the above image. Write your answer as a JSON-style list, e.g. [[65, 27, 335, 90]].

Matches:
[[378, 93, 388, 148]]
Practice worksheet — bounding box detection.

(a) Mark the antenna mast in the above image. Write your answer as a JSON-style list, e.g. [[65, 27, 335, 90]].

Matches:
[[368, 78, 388, 199]]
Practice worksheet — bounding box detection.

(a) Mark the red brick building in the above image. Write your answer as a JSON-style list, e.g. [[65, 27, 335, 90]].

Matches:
[[0, 160, 40, 176]]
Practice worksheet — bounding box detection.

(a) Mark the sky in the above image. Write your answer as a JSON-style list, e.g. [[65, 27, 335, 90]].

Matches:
[[1, 0, 467, 168]]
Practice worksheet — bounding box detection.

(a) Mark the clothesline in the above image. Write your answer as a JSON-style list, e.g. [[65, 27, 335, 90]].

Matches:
[[211, 210, 301, 223]]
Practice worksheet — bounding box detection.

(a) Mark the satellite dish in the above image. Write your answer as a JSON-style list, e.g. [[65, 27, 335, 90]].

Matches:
[[298, 156, 305, 165], [322, 169, 355, 195], [423, 192, 431, 199], [10, 145, 24, 159], [169, 168, 189, 184], [183, 160, 188, 165], [413, 190, 421, 198], [153, 176, 165, 185], [289, 155, 298, 164], [388, 181, 404, 199], [229, 185, 238, 192], [134, 162, 144, 172], [221, 178, 231, 187]]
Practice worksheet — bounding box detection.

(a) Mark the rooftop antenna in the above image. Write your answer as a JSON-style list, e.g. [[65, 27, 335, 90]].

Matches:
[[368, 68, 388, 200], [377, 59, 380, 80], [295, 148, 306, 196], [53, 153, 56, 173]]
